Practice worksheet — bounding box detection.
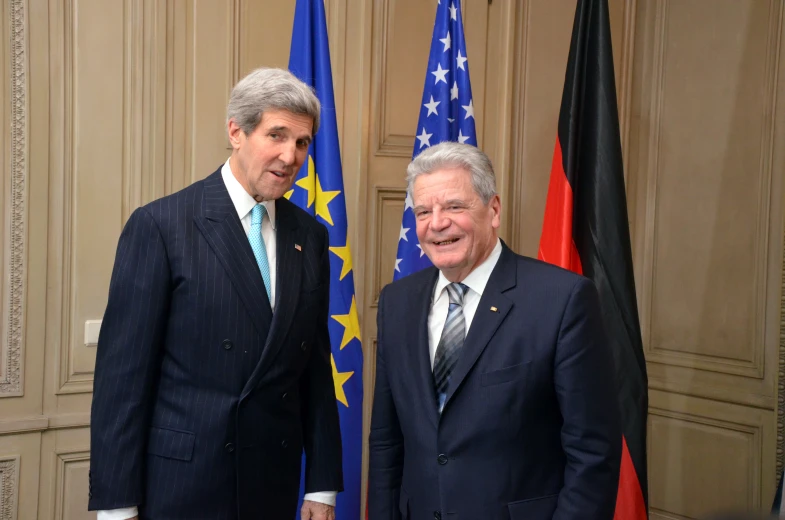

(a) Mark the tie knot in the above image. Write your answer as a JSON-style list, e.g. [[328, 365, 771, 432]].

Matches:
[[251, 203, 267, 225], [446, 282, 468, 306]]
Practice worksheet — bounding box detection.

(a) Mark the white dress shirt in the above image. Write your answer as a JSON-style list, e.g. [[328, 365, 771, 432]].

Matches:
[[221, 159, 278, 309], [98, 160, 334, 520], [428, 239, 503, 367]]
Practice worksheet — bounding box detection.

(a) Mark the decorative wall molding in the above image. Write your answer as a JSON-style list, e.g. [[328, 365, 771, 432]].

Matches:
[[372, 0, 412, 157], [54, 0, 92, 396], [371, 187, 406, 306], [2, 0, 28, 397], [0, 456, 20, 520], [508, 0, 529, 254], [771, 0, 785, 488], [642, 0, 776, 380], [778, 217, 785, 485], [53, 450, 90, 520], [649, 406, 761, 513], [618, 0, 637, 181]]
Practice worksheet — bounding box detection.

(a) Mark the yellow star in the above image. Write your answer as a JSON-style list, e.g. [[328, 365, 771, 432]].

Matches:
[[284, 189, 294, 200], [329, 239, 353, 280], [295, 156, 316, 207], [314, 175, 340, 226], [295, 156, 341, 226], [331, 354, 353, 407], [332, 297, 361, 350]]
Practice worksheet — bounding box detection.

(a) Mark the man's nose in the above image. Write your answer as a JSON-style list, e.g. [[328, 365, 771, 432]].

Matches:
[[430, 209, 450, 232], [279, 142, 297, 165]]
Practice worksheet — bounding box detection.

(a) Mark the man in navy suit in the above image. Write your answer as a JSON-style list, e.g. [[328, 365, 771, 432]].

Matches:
[[89, 68, 342, 520], [368, 142, 622, 520]]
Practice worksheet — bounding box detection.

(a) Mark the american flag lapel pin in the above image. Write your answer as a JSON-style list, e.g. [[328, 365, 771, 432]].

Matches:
[[294, 244, 302, 251]]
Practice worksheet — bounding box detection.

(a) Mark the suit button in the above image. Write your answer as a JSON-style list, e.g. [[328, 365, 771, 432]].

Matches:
[[434, 512, 441, 520], [222, 339, 233, 350], [225, 442, 235, 453], [300, 341, 307, 351], [437, 454, 448, 465], [281, 440, 289, 448]]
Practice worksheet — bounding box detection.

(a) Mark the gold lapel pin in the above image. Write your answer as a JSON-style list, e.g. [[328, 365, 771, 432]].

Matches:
[[490, 306, 498, 312], [294, 244, 302, 251]]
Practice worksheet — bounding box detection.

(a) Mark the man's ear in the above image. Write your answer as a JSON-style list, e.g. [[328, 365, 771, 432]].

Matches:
[[490, 194, 502, 229], [227, 119, 244, 150]]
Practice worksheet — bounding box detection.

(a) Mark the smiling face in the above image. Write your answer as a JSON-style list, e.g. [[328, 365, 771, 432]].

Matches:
[[412, 166, 501, 282], [227, 109, 314, 202]]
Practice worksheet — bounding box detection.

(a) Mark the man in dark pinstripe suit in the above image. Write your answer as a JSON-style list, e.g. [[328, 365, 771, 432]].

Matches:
[[89, 68, 343, 520]]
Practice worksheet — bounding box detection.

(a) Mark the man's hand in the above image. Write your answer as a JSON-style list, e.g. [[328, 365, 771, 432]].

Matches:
[[300, 500, 335, 520]]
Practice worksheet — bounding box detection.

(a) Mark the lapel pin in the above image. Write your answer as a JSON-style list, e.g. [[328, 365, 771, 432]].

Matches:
[[294, 244, 302, 251], [490, 306, 498, 312]]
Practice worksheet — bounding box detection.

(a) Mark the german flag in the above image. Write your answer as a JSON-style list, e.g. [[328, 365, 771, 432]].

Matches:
[[537, 0, 648, 518]]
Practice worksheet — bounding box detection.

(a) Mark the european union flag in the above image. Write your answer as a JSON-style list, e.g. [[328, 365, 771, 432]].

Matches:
[[288, 1, 363, 519], [393, 0, 477, 280]]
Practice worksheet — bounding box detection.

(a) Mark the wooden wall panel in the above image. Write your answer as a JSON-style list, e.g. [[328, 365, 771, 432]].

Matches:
[[46, 0, 125, 396], [236, 1, 295, 77], [626, 0, 785, 513], [38, 428, 91, 520], [189, 0, 236, 184], [0, 432, 42, 520], [648, 390, 776, 518], [643, 0, 776, 376], [53, 450, 91, 520], [628, 0, 784, 409], [371, 187, 406, 305]]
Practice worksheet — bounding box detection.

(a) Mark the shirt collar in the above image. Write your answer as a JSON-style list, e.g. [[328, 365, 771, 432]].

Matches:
[[432, 238, 503, 303], [220, 159, 277, 229]]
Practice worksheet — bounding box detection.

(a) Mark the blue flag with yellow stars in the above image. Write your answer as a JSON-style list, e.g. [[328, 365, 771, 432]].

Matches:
[[288, 1, 363, 519]]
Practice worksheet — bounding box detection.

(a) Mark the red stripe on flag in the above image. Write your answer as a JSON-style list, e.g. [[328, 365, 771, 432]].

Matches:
[[537, 139, 583, 274], [614, 436, 647, 520]]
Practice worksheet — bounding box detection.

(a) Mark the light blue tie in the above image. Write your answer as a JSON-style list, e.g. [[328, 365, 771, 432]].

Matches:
[[249, 204, 272, 303]]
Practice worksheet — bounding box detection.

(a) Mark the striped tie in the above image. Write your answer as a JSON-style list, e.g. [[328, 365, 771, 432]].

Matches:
[[249, 203, 272, 303], [433, 282, 469, 413]]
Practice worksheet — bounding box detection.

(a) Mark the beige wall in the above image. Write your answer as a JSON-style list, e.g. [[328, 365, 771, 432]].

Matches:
[[1, 0, 783, 518]]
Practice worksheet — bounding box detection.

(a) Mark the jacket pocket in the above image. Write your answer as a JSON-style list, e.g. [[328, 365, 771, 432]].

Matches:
[[147, 426, 195, 461], [507, 493, 559, 519], [480, 362, 530, 387]]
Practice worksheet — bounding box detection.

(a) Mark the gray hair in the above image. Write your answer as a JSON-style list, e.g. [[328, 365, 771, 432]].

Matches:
[[406, 142, 497, 204], [227, 67, 321, 136]]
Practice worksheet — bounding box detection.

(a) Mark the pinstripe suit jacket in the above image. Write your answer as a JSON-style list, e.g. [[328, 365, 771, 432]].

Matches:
[[88, 168, 343, 519]]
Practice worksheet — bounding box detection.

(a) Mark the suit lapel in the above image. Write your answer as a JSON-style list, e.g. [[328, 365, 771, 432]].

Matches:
[[242, 198, 307, 398], [410, 269, 440, 427], [442, 244, 516, 412], [194, 171, 274, 337]]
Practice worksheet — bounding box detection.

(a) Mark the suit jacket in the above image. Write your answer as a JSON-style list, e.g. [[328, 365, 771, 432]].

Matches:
[[368, 243, 621, 520], [89, 168, 343, 519]]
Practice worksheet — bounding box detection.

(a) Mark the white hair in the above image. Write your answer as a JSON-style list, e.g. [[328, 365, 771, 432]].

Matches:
[[227, 67, 320, 135], [406, 142, 497, 204]]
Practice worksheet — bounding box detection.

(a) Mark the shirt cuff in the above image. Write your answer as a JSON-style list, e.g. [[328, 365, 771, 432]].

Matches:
[[97, 507, 138, 520], [303, 491, 337, 507]]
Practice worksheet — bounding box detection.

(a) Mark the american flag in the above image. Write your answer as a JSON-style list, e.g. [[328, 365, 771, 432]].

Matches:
[[393, 0, 477, 281]]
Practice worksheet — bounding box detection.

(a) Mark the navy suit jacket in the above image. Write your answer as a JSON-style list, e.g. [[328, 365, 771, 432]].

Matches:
[[89, 168, 343, 519], [368, 244, 621, 520]]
